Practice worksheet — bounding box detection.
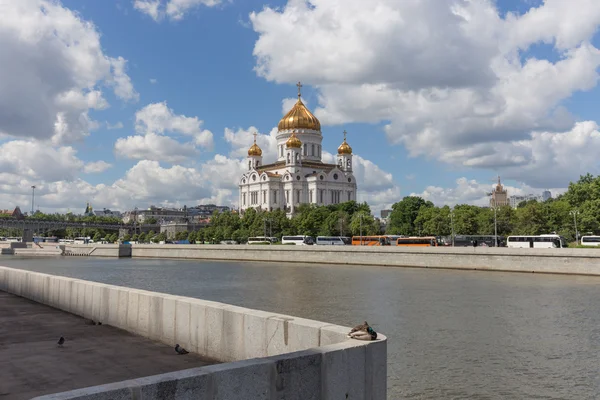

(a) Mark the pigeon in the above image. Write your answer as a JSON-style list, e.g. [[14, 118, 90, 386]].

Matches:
[[175, 344, 189, 355], [57, 336, 65, 347]]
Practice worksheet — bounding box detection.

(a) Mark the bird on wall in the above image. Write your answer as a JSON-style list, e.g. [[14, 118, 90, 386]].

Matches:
[[175, 344, 189, 355], [347, 321, 378, 341], [57, 336, 65, 347]]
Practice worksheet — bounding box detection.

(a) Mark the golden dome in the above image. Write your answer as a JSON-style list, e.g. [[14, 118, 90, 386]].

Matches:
[[247, 133, 262, 156], [338, 130, 352, 154], [278, 82, 321, 132], [286, 133, 302, 149]]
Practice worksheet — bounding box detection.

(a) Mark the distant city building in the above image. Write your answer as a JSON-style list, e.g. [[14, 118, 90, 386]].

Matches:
[[509, 190, 552, 209], [93, 208, 122, 218], [83, 202, 94, 217], [122, 204, 231, 224], [542, 190, 552, 202], [0, 206, 24, 219], [380, 209, 392, 220], [489, 176, 509, 207]]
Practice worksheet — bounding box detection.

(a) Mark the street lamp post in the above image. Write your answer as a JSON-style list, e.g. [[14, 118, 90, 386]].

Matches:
[[493, 205, 498, 247], [31, 185, 36, 215], [450, 210, 455, 247], [359, 213, 363, 246], [570, 210, 579, 243]]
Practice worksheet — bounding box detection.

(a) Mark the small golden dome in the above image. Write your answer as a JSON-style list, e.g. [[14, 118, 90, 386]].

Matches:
[[278, 82, 321, 132], [247, 133, 262, 156], [337, 130, 352, 154], [286, 133, 302, 149]]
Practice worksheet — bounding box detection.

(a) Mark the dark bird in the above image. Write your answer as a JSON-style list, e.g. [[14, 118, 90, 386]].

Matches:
[[57, 336, 65, 347], [347, 322, 377, 341], [86, 319, 97, 325], [175, 344, 189, 355]]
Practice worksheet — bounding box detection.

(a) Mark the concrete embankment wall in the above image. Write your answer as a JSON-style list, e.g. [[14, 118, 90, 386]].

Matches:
[[63, 243, 131, 257], [0, 266, 386, 400], [132, 244, 600, 276]]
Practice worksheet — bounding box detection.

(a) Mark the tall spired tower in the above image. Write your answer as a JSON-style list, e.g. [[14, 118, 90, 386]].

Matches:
[[238, 82, 357, 216], [490, 176, 509, 207]]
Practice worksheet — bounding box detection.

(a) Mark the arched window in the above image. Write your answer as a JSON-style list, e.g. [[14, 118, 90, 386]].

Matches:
[[248, 160, 251, 170], [296, 153, 300, 162], [287, 152, 291, 164], [347, 159, 351, 168], [338, 159, 342, 167], [256, 160, 260, 167]]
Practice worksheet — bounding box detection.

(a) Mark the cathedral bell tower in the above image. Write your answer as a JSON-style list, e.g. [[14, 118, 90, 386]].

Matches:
[[286, 133, 302, 169], [246, 133, 263, 171], [337, 130, 353, 172]]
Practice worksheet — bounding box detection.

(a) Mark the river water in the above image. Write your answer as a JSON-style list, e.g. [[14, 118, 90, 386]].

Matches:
[[2, 257, 600, 399]]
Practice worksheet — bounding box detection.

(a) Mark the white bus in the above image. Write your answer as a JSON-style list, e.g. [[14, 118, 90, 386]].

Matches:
[[580, 236, 600, 246], [74, 237, 92, 244], [507, 234, 567, 249], [247, 236, 277, 245], [281, 235, 314, 245], [315, 236, 351, 245]]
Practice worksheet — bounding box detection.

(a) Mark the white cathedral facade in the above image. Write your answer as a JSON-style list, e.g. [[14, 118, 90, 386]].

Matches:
[[239, 83, 357, 215]]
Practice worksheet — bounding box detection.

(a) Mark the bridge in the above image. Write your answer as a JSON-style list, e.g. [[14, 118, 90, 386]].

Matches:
[[0, 218, 159, 233]]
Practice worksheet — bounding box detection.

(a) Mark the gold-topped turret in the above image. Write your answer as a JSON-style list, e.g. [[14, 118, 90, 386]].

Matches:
[[337, 130, 352, 154], [247, 132, 262, 156], [286, 132, 302, 148], [278, 82, 321, 132]]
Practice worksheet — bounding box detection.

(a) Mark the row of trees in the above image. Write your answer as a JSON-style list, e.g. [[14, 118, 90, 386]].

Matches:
[[386, 174, 600, 242]]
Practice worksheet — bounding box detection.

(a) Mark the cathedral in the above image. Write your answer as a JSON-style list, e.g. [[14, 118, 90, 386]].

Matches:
[[239, 83, 357, 215]]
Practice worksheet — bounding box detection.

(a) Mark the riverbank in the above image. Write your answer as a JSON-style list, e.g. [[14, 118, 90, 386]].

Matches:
[[130, 244, 600, 276]]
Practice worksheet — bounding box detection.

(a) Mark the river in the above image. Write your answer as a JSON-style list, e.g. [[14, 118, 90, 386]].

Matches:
[[2, 257, 599, 399]]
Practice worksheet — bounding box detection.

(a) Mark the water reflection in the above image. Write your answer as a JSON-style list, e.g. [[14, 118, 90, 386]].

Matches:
[[3, 257, 600, 399]]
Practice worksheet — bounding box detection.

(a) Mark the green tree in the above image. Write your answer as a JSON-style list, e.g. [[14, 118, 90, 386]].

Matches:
[[92, 232, 102, 243], [388, 196, 433, 235], [350, 211, 379, 236], [138, 232, 147, 243], [187, 231, 197, 243], [122, 233, 131, 242], [452, 205, 481, 235]]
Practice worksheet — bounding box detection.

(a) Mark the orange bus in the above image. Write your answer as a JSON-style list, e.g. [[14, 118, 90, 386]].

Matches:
[[396, 237, 438, 247], [351, 236, 391, 246]]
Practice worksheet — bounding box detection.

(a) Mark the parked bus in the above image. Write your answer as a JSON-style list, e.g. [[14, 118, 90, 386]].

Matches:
[[396, 237, 438, 247], [281, 235, 314, 245], [74, 236, 92, 244], [507, 234, 567, 248], [315, 236, 351, 245], [351, 236, 391, 246], [247, 236, 277, 245], [580, 236, 600, 246], [451, 235, 505, 247]]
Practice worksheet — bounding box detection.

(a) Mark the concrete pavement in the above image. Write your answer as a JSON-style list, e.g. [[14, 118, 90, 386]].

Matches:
[[0, 291, 215, 400]]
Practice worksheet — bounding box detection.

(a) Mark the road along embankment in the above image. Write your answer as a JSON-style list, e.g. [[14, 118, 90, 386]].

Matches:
[[0, 266, 387, 400], [131, 244, 600, 276]]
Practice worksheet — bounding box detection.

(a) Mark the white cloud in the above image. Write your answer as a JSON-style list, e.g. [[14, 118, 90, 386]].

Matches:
[[150, 78, 158, 84], [84, 161, 113, 174], [0, 140, 83, 182], [115, 102, 214, 163], [135, 102, 214, 148], [106, 121, 124, 130], [115, 133, 198, 163], [134, 0, 223, 21], [0, 0, 137, 144], [109, 56, 139, 102], [250, 0, 600, 188]]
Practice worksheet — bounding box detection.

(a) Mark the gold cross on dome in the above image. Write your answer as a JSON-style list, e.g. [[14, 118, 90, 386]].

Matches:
[[297, 81, 303, 98], [253, 132, 257, 143], [343, 130, 347, 141]]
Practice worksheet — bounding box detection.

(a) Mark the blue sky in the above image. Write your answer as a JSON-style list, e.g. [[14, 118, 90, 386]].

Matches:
[[1, 0, 600, 213]]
